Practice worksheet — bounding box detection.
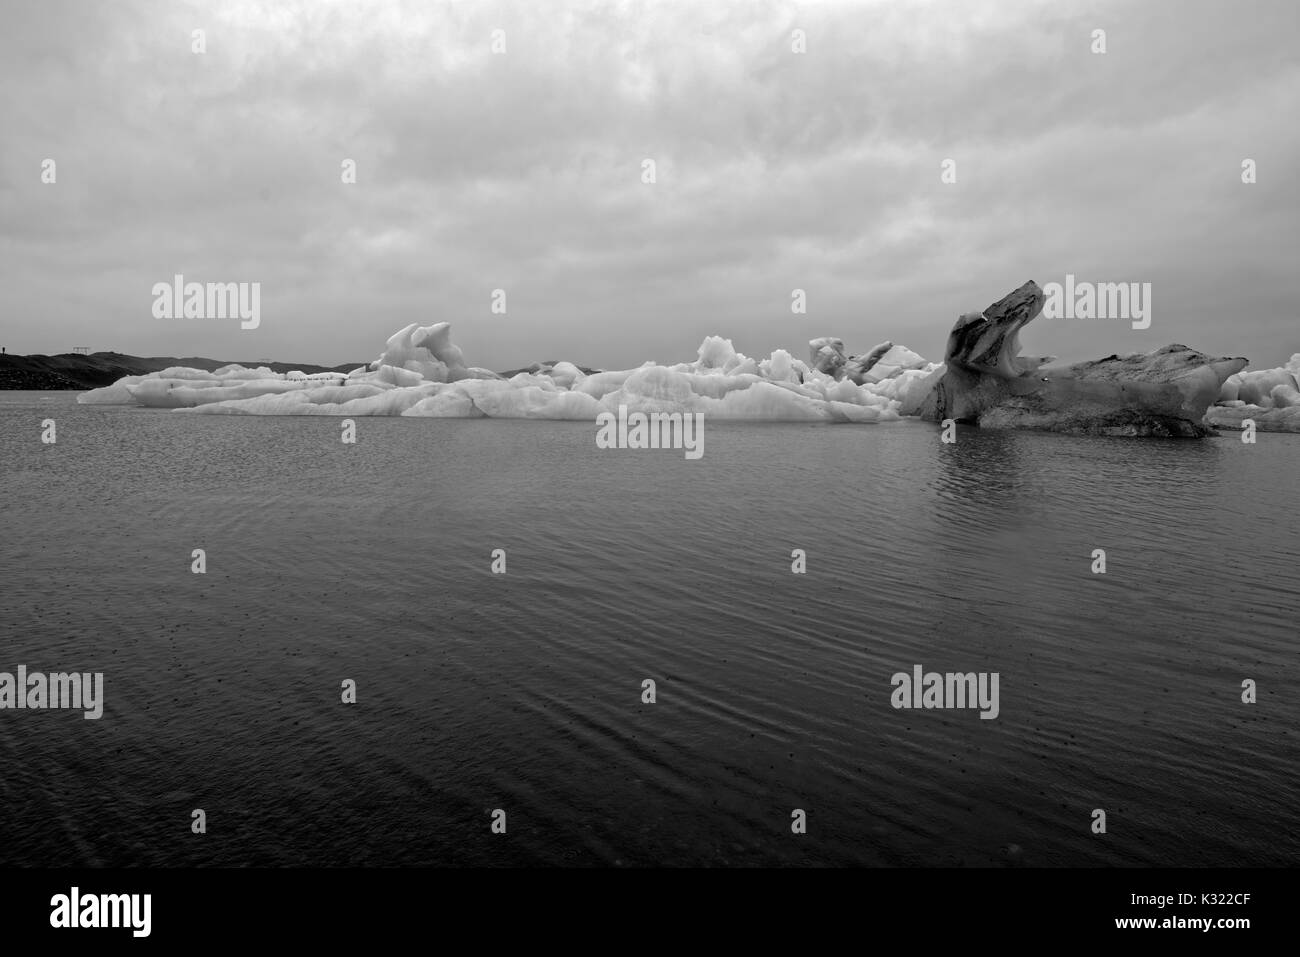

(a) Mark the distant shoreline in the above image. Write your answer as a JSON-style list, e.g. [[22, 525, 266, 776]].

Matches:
[[0, 351, 603, 391], [0, 351, 364, 391]]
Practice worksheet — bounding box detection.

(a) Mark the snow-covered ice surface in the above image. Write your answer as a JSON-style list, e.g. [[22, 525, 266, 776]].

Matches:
[[78, 322, 941, 422], [1207, 354, 1300, 432]]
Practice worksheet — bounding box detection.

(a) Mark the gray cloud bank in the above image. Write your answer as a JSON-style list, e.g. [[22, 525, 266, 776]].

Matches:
[[1, 0, 1296, 370]]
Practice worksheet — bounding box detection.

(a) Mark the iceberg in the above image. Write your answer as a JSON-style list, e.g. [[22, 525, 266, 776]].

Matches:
[[78, 321, 936, 423], [915, 280, 1249, 437], [86, 296, 1274, 436], [1206, 354, 1300, 432]]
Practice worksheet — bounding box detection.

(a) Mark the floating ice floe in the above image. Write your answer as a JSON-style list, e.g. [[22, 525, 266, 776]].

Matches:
[[1206, 354, 1300, 432], [78, 321, 940, 422]]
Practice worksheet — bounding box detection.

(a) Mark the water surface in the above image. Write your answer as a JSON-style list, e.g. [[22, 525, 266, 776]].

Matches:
[[0, 391, 1295, 866]]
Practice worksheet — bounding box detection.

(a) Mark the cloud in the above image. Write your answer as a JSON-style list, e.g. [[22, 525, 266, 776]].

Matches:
[[1, 0, 1296, 370]]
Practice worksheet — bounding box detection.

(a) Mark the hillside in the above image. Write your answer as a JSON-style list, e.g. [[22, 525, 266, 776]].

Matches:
[[0, 352, 365, 390]]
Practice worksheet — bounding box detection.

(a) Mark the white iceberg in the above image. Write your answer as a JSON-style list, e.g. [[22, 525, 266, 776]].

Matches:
[[1207, 354, 1300, 432], [78, 321, 937, 423]]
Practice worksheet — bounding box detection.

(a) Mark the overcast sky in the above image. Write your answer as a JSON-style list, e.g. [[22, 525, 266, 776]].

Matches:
[[1, 0, 1296, 371]]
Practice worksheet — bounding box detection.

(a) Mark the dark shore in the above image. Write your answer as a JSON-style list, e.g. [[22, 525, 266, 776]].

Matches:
[[0, 351, 365, 390], [0, 351, 605, 390]]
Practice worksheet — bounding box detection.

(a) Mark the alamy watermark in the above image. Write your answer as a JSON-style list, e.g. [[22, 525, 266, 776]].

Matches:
[[595, 405, 704, 460], [50, 887, 150, 937], [152, 274, 260, 329], [890, 665, 999, 719], [0, 666, 103, 719], [1042, 274, 1151, 329]]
